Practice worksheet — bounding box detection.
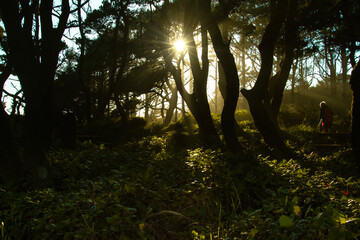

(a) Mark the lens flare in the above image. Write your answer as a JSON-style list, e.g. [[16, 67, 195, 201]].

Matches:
[[173, 39, 186, 52]]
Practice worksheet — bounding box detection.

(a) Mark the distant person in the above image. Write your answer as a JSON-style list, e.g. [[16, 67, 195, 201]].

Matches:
[[318, 101, 333, 133]]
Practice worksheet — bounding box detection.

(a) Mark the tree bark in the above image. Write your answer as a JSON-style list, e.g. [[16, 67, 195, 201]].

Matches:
[[76, 0, 92, 122], [200, 0, 241, 152], [186, 12, 219, 143], [164, 80, 178, 125], [162, 1, 219, 145], [0, 107, 26, 185], [290, 58, 298, 104], [350, 60, 360, 162], [0, 60, 26, 185], [269, 0, 298, 126], [340, 44, 349, 101], [241, 0, 289, 150], [0, 0, 70, 187]]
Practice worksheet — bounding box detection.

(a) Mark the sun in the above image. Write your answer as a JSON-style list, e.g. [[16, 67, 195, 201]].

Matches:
[[173, 38, 186, 53]]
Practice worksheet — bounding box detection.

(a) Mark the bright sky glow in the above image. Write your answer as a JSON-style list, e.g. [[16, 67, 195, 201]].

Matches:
[[173, 39, 186, 53]]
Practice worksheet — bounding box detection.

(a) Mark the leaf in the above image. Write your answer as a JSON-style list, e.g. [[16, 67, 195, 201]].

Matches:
[[294, 205, 301, 217], [339, 216, 346, 225], [249, 228, 259, 238], [279, 215, 294, 228], [139, 222, 145, 231], [107, 178, 115, 185], [291, 196, 299, 204], [332, 209, 346, 224]]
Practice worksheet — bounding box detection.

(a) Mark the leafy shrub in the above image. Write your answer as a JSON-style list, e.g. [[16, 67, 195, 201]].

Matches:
[[1, 122, 359, 240], [235, 110, 253, 122], [279, 109, 306, 127]]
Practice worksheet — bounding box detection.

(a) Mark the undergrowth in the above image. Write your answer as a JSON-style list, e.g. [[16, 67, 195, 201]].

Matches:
[[0, 122, 359, 239]]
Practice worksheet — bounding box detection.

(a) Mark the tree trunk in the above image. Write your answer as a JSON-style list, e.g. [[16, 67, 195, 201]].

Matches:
[[0, 107, 26, 185], [163, 3, 220, 146], [290, 58, 298, 104], [189, 17, 219, 143], [145, 93, 150, 121], [350, 60, 360, 162], [0, 0, 70, 187], [77, 0, 92, 122], [241, 0, 289, 150], [269, 0, 298, 126], [201, 0, 241, 152], [341, 45, 349, 101], [324, 41, 337, 97], [168, 60, 218, 145], [164, 80, 178, 125], [0, 61, 26, 185]]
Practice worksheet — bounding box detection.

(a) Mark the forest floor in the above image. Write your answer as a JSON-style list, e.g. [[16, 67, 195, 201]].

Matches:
[[0, 120, 359, 240]]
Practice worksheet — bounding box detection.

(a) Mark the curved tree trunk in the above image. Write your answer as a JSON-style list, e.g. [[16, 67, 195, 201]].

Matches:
[[186, 12, 219, 144], [201, 0, 241, 152], [269, 0, 298, 126], [168, 59, 219, 146], [241, 0, 289, 150], [350, 60, 360, 162], [162, 2, 220, 146]]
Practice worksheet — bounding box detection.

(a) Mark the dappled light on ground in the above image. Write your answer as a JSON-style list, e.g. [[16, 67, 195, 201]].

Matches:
[[0, 121, 359, 239]]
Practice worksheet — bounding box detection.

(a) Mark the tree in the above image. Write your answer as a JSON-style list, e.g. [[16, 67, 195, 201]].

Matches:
[[0, 0, 73, 187], [350, 61, 360, 161], [200, 0, 243, 151], [240, 0, 291, 150], [309, 0, 360, 158], [0, 56, 26, 185], [337, 0, 360, 160], [75, 0, 92, 122], [179, 0, 219, 143], [144, 0, 220, 145], [266, 0, 299, 127]]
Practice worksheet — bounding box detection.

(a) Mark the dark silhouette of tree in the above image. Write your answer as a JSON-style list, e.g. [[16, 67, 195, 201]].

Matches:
[[144, 0, 220, 145], [240, 0, 291, 150], [75, 0, 92, 122], [163, 79, 178, 125], [0, 57, 26, 185], [0, 0, 74, 187], [307, 0, 360, 158], [336, 0, 360, 160], [350, 61, 360, 162], [200, 0, 242, 151], [266, 0, 299, 128]]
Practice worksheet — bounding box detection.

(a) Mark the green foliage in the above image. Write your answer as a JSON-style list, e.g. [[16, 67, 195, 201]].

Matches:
[[279, 109, 306, 127], [0, 123, 359, 239], [77, 117, 149, 143], [235, 110, 253, 122]]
